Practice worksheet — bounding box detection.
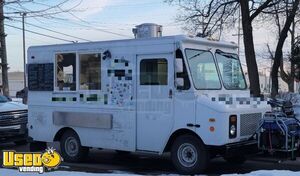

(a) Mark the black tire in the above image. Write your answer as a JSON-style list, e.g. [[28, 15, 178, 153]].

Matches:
[[171, 135, 209, 175], [14, 140, 28, 146], [223, 155, 247, 164], [29, 141, 47, 152], [60, 130, 89, 162]]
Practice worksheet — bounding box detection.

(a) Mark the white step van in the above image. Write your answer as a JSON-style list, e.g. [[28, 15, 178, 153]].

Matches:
[[27, 24, 270, 174]]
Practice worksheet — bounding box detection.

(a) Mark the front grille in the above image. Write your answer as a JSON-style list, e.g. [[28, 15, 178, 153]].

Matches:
[[0, 110, 28, 127], [240, 113, 262, 136]]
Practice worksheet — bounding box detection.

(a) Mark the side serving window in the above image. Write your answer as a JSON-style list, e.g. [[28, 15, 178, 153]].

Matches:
[[79, 53, 101, 90], [55, 53, 76, 91], [140, 59, 168, 85]]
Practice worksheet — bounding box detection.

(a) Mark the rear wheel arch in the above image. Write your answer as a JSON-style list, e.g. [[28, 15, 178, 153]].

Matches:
[[53, 127, 76, 141]]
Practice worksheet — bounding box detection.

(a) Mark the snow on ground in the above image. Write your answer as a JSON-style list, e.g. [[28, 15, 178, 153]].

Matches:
[[224, 170, 300, 176], [1, 168, 300, 176], [0, 168, 139, 176]]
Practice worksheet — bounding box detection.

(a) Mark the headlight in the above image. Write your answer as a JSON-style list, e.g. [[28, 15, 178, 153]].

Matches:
[[229, 115, 237, 139], [272, 106, 282, 112], [230, 125, 236, 136]]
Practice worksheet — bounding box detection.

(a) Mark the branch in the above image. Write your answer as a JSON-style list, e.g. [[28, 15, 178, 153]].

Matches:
[[266, 43, 274, 59], [250, 0, 274, 21], [280, 58, 290, 83]]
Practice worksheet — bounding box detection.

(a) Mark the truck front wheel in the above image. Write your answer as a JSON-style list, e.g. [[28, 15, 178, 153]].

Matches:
[[60, 130, 89, 162], [171, 135, 209, 174]]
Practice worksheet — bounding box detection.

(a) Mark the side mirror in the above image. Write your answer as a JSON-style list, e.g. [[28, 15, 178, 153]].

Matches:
[[176, 58, 184, 73], [176, 78, 184, 87]]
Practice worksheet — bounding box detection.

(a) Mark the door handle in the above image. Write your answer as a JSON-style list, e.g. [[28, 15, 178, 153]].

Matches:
[[169, 89, 173, 99]]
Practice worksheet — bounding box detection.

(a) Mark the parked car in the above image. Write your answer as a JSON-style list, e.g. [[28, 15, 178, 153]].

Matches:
[[0, 95, 28, 145]]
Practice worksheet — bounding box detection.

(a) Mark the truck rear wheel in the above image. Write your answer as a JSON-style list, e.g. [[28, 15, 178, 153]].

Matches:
[[171, 135, 209, 174], [60, 130, 89, 162]]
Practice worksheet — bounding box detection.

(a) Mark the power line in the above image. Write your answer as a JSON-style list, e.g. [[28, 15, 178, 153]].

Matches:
[[10, 18, 93, 42], [4, 1, 136, 39], [55, 6, 132, 38], [6, 11, 132, 38], [44, 15, 132, 38], [5, 24, 76, 43], [4, 0, 82, 18], [75, 1, 163, 9], [5, 0, 75, 15], [27, 1, 132, 38]]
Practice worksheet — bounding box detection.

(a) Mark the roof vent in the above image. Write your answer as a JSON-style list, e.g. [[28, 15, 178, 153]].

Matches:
[[133, 23, 162, 39]]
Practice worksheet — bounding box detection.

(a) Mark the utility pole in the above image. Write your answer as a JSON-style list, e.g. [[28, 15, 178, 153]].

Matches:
[[0, 0, 9, 96], [21, 12, 26, 88]]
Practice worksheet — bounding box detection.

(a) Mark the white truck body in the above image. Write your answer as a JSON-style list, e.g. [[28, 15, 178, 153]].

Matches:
[[27, 35, 270, 155]]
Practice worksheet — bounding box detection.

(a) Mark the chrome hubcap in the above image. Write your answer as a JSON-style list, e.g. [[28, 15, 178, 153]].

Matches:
[[65, 137, 79, 157], [177, 143, 198, 168]]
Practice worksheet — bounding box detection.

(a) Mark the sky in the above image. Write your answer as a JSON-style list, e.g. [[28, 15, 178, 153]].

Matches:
[[3, 0, 286, 72]]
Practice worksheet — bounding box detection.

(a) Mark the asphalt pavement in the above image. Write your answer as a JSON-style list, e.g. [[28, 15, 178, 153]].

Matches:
[[0, 142, 299, 175]]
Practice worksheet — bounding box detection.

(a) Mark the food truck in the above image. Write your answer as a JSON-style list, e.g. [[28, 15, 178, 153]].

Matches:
[[27, 23, 271, 174]]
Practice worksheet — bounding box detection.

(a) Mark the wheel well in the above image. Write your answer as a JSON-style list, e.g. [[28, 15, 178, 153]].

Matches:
[[53, 127, 75, 141], [163, 129, 202, 152]]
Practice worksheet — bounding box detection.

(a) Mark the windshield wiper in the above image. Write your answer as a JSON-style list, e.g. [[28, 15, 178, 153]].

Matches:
[[216, 49, 238, 60], [188, 49, 212, 60]]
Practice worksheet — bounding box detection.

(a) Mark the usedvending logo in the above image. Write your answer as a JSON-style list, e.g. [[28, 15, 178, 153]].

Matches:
[[2, 147, 62, 174]]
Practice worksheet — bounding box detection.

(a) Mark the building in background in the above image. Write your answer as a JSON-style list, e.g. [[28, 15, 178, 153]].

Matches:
[[0, 72, 24, 97], [244, 68, 299, 95]]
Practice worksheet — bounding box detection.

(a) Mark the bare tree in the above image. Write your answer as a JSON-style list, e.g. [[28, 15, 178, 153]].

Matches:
[[271, 0, 300, 97], [294, 38, 300, 86], [166, 0, 281, 97], [280, 6, 300, 93]]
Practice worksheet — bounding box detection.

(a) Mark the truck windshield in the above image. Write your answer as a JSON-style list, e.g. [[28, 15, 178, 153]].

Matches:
[[215, 49, 247, 90], [185, 49, 221, 89], [0, 95, 9, 103]]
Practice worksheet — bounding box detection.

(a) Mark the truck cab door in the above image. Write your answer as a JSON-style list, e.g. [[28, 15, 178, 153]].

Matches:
[[136, 54, 174, 152]]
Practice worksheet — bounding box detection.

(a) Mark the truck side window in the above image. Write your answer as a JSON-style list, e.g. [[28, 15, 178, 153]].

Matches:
[[55, 53, 76, 91], [140, 59, 168, 85], [79, 53, 101, 90], [176, 49, 191, 90]]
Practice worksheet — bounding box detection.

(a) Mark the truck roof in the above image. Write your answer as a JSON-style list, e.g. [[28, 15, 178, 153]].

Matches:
[[28, 35, 238, 51]]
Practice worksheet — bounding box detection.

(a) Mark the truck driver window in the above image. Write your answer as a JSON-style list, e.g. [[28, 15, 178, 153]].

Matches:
[[176, 49, 191, 90], [56, 53, 76, 91], [185, 49, 221, 89], [140, 59, 168, 85], [215, 49, 247, 90], [79, 53, 101, 90]]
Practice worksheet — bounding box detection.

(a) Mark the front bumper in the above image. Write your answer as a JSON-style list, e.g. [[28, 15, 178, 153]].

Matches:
[[0, 123, 28, 143], [224, 139, 258, 157], [209, 139, 258, 157]]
